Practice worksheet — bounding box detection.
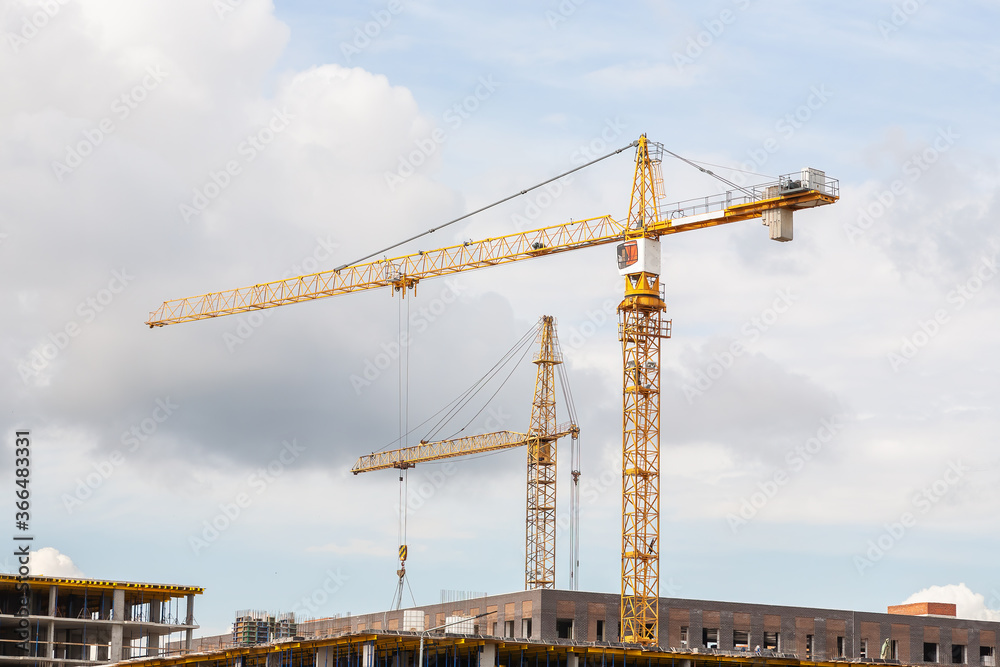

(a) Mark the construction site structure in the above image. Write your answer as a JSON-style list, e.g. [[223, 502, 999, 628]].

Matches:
[[138, 591, 998, 667], [0, 573, 201, 667], [147, 135, 839, 646]]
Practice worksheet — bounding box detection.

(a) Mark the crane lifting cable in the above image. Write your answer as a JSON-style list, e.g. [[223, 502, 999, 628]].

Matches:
[[556, 361, 581, 590]]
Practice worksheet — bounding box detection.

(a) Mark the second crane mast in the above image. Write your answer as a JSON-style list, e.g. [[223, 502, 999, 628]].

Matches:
[[525, 315, 561, 589]]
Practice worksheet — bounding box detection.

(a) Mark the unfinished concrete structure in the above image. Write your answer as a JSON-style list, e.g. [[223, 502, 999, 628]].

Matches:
[[175, 590, 997, 667], [115, 593, 999, 667], [292, 590, 997, 664], [0, 574, 201, 666]]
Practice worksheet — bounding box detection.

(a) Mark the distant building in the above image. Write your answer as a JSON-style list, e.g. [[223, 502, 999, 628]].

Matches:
[[232, 611, 297, 646], [0, 574, 201, 667]]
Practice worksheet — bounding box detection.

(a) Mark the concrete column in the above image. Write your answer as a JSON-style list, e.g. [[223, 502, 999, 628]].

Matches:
[[46, 585, 57, 659], [814, 619, 827, 660], [185, 594, 195, 651], [480, 644, 497, 667], [969, 630, 982, 667], [362, 643, 374, 667], [148, 601, 161, 656], [688, 610, 703, 650], [941, 632, 953, 666], [110, 589, 125, 663], [565, 652, 578, 667], [720, 611, 734, 650]]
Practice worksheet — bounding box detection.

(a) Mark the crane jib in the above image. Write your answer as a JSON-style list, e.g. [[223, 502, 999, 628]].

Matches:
[[145, 179, 836, 328]]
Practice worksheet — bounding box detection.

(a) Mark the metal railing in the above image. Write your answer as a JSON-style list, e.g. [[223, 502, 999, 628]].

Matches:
[[659, 171, 840, 220]]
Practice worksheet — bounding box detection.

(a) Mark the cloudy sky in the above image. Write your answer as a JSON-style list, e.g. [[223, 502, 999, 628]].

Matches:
[[3, 0, 1000, 637]]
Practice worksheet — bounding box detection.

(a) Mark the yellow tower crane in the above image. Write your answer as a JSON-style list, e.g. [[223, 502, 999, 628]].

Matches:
[[350, 316, 578, 591], [146, 135, 839, 645]]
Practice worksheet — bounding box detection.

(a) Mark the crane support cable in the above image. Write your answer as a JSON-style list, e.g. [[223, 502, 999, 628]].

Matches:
[[334, 141, 639, 272], [556, 362, 578, 427], [423, 321, 538, 442], [369, 321, 537, 454], [660, 145, 757, 200], [441, 332, 536, 441]]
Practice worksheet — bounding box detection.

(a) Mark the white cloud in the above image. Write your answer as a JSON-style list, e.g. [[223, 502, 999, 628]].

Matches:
[[903, 583, 1000, 621], [29, 547, 84, 577]]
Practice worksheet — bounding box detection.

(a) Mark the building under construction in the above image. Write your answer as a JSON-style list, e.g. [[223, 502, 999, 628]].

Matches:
[[0, 574, 200, 666], [148, 590, 998, 667]]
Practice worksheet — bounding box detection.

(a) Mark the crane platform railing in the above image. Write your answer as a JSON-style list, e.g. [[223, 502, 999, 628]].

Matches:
[[659, 170, 840, 220]]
